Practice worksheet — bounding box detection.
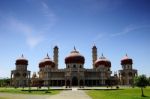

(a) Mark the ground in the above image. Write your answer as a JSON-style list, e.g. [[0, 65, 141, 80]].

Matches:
[[0, 88, 91, 99], [86, 87, 150, 99], [0, 87, 150, 99]]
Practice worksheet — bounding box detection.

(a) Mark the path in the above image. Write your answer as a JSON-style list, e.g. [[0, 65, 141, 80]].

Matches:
[[48, 88, 91, 99]]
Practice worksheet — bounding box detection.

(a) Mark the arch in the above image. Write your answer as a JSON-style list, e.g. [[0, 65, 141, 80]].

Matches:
[[128, 72, 132, 76], [72, 76, 78, 86], [23, 73, 26, 77], [73, 65, 76, 68], [66, 80, 70, 87], [80, 80, 84, 86], [15, 72, 20, 77]]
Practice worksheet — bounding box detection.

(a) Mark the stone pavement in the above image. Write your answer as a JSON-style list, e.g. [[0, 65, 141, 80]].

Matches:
[[47, 88, 91, 99]]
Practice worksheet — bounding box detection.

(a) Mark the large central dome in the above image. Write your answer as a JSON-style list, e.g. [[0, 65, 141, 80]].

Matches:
[[65, 47, 85, 64]]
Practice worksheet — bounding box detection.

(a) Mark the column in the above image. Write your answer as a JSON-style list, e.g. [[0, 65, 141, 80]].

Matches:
[[10, 73, 13, 86], [65, 80, 66, 88]]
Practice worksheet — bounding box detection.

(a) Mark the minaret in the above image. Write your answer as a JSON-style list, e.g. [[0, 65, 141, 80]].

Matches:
[[53, 46, 58, 69], [92, 44, 97, 68]]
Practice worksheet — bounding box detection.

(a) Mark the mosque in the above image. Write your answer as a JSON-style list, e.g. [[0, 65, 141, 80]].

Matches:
[[10, 45, 138, 87]]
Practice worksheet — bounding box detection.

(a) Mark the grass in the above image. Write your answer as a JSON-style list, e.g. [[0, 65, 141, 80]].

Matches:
[[0, 97, 8, 99], [86, 87, 150, 99], [0, 87, 61, 95]]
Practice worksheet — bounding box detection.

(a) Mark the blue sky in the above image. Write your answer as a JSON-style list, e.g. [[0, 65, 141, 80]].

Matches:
[[0, 0, 150, 78]]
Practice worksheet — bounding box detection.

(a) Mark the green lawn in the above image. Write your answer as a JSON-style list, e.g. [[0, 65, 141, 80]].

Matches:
[[0, 87, 61, 95], [0, 97, 8, 99], [86, 87, 150, 99]]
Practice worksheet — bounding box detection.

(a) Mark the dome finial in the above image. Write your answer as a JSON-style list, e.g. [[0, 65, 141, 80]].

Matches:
[[126, 53, 128, 56], [102, 53, 104, 56], [94, 43, 96, 46], [46, 53, 49, 58], [21, 54, 24, 58], [54, 45, 58, 49], [74, 46, 76, 51], [92, 44, 97, 48]]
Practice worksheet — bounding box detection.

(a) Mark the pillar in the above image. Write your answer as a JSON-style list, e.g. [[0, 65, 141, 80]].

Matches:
[[92, 45, 97, 68], [53, 46, 58, 69]]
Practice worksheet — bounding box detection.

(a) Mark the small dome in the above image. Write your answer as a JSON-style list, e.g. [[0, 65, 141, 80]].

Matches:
[[121, 54, 133, 65], [39, 60, 45, 68], [92, 44, 97, 49], [39, 54, 55, 68], [65, 47, 85, 64], [54, 45, 58, 49], [94, 54, 111, 67], [16, 54, 28, 65]]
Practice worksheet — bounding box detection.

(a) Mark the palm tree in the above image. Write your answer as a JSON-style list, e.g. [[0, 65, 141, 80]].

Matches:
[[134, 75, 149, 97]]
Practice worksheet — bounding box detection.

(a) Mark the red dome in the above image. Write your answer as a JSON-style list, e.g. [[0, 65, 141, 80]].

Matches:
[[121, 54, 133, 65], [39, 54, 55, 68], [65, 48, 85, 64], [94, 54, 111, 67], [39, 60, 45, 68], [16, 54, 28, 65]]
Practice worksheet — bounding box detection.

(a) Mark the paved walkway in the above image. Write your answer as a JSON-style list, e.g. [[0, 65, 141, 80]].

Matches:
[[0, 89, 91, 99], [48, 88, 91, 99]]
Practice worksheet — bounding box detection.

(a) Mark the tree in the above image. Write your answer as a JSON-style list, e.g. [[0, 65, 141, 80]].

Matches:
[[134, 75, 149, 97], [0, 78, 10, 87], [148, 77, 150, 86]]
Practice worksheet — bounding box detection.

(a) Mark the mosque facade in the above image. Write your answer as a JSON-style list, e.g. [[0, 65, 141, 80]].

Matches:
[[10, 45, 138, 87]]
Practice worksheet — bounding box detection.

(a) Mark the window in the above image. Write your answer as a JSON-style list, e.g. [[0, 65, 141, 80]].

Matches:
[[23, 73, 26, 77], [129, 72, 132, 76], [80, 65, 82, 68], [121, 72, 125, 76], [15, 73, 20, 77], [67, 65, 69, 68], [73, 65, 76, 68]]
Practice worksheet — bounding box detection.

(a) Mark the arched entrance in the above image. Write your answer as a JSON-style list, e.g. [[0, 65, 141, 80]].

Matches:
[[80, 80, 84, 86], [72, 76, 78, 86], [66, 80, 70, 86]]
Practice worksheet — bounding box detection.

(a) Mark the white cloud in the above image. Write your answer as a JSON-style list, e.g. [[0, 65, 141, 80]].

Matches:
[[41, 1, 54, 17], [9, 17, 32, 35], [0, 1, 57, 48], [93, 33, 104, 42], [41, 1, 49, 9], [6, 17, 44, 48], [93, 25, 150, 43], [40, 1, 56, 28], [26, 35, 44, 48], [110, 25, 150, 37]]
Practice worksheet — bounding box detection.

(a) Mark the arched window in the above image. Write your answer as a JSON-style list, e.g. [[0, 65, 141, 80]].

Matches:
[[121, 72, 125, 76], [23, 73, 26, 77], [80, 65, 82, 68], [73, 65, 76, 68], [15, 72, 20, 77], [129, 72, 132, 76], [67, 65, 69, 68]]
